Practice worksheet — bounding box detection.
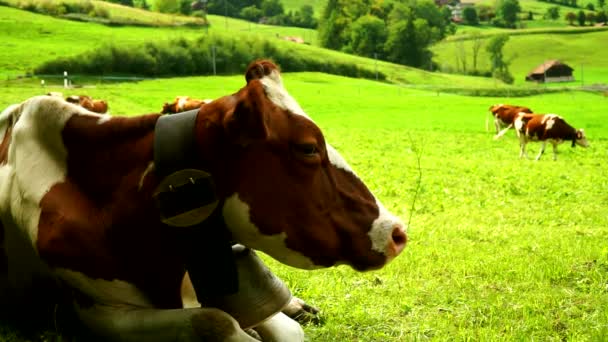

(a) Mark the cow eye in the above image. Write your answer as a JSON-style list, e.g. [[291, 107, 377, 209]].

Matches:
[[293, 143, 319, 157]]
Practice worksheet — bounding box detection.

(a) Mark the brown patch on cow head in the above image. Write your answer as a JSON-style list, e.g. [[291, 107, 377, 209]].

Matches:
[[193, 60, 406, 271], [245, 59, 279, 84]]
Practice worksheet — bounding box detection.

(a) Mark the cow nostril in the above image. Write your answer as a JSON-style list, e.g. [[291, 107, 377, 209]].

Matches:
[[391, 224, 407, 255]]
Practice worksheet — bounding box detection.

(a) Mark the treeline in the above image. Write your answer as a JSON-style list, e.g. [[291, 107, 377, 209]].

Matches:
[[317, 0, 455, 69], [33, 34, 384, 80], [101, 0, 317, 28], [204, 0, 317, 28]]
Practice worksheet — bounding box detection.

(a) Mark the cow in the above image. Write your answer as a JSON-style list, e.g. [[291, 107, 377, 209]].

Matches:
[[0, 60, 407, 341], [512, 113, 589, 160], [488, 104, 533, 138], [162, 96, 213, 114], [65, 95, 109, 114]]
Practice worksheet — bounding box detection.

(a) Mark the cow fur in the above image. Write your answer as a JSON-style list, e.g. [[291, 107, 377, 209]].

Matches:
[[513, 113, 589, 160]]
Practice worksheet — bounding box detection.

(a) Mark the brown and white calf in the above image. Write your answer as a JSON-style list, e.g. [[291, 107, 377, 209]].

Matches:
[[162, 96, 213, 114], [488, 103, 533, 137], [513, 113, 589, 160], [0, 60, 407, 341]]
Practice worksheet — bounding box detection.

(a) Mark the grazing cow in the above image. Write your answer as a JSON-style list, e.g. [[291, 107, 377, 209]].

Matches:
[[0, 60, 407, 341], [513, 113, 589, 160], [66, 95, 109, 114], [488, 104, 533, 137], [162, 96, 213, 114]]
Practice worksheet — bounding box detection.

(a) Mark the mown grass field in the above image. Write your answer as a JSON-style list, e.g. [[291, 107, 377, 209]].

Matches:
[[1, 73, 607, 341]]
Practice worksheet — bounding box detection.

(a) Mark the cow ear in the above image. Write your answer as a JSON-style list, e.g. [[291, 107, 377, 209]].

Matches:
[[224, 84, 269, 145]]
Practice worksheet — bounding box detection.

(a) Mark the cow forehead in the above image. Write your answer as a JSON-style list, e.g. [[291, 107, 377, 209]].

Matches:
[[260, 70, 355, 174]]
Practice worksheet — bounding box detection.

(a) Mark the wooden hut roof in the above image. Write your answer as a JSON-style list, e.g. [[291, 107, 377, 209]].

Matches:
[[528, 60, 573, 76]]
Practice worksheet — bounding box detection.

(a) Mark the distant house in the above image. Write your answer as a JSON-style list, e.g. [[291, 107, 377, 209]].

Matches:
[[525, 60, 574, 83]]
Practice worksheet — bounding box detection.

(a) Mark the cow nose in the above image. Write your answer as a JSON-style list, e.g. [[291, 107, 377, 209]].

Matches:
[[389, 223, 407, 257]]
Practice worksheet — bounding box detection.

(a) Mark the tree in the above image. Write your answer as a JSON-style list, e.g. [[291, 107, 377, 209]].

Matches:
[[463, 6, 479, 25], [544, 6, 560, 20], [347, 15, 387, 58], [477, 4, 495, 22], [577, 10, 586, 25], [154, 0, 179, 13], [318, 0, 349, 50], [385, 4, 434, 68], [240, 5, 263, 21], [291, 5, 317, 28], [586, 11, 595, 24], [261, 0, 283, 17], [485, 34, 513, 83], [565, 11, 577, 24], [599, 0, 606, 9], [495, 0, 521, 28], [470, 31, 483, 72], [596, 11, 607, 23]]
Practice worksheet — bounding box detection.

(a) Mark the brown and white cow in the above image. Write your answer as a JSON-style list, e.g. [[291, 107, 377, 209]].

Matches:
[[162, 96, 213, 114], [0, 60, 407, 341], [488, 103, 533, 138], [513, 113, 589, 160], [66, 95, 109, 114]]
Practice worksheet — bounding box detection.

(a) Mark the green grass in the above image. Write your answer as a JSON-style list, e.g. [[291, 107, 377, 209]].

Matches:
[[2, 72, 607, 341]]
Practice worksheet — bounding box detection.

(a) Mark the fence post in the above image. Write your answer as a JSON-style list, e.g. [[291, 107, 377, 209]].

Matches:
[[64, 71, 69, 88], [212, 45, 216, 76]]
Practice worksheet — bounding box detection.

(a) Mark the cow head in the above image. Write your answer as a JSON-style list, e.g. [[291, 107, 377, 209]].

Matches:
[[573, 129, 589, 148], [192, 60, 407, 271]]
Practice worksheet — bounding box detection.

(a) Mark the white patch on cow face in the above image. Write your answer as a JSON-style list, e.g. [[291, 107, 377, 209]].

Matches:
[[0, 96, 82, 244], [576, 129, 590, 147], [368, 200, 406, 258], [222, 193, 320, 269], [177, 96, 189, 111], [260, 70, 309, 119]]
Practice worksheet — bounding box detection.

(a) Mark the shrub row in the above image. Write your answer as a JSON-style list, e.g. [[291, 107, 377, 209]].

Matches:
[[34, 35, 385, 81]]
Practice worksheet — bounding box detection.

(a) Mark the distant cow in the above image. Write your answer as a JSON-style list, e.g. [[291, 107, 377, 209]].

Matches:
[[0, 60, 407, 341], [66, 95, 109, 114], [488, 104, 533, 137], [161, 96, 213, 114], [513, 113, 589, 160]]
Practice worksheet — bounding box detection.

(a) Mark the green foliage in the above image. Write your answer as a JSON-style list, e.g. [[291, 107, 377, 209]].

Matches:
[[577, 9, 586, 25], [495, 0, 522, 28], [318, 0, 451, 68], [463, 6, 479, 25], [261, 0, 284, 17], [565, 11, 577, 23], [33, 34, 385, 80], [318, 0, 348, 50], [346, 14, 387, 58], [544, 5, 561, 19], [485, 34, 514, 83]]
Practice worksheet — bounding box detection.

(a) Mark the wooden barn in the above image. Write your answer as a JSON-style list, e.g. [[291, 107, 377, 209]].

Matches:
[[525, 60, 574, 83]]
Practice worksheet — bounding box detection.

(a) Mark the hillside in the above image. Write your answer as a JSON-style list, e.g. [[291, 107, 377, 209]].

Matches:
[[431, 29, 608, 85], [0, 5, 502, 91]]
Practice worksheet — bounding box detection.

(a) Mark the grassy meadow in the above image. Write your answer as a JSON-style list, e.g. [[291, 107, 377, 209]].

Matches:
[[1, 1, 608, 341], [1, 72, 607, 341]]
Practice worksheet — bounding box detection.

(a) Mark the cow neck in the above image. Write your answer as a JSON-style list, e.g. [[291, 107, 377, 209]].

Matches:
[[153, 109, 238, 299]]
